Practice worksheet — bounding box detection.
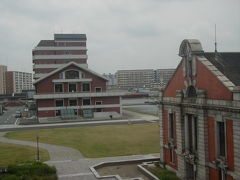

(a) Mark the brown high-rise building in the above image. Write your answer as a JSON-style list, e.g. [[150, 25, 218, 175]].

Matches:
[[32, 34, 88, 80], [6, 71, 32, 94]]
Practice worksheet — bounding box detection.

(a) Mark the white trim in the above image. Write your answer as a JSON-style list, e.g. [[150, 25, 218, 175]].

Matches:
[[55, 99, 64, 107], [34, 91, 125, 99], [53, 78, 92, 83], [34, 61, 108, 84], [38, 104, 120, 111], [33, 46, 87, 51], [33, 64, 88, 69], [54, 83, 64, 93], [82, 82, 91, 92], [68, 83, 77, 93], [95, 87, 102, 92], [68, 98, 78, 106], [34, 73, 46, 79], [82, 98, 91, 106], [95, 101, 102, 105], [33, 54, 87, 60]]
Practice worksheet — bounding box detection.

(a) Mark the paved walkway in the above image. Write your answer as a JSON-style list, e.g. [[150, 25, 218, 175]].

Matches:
[[0, 132, 83, 161]]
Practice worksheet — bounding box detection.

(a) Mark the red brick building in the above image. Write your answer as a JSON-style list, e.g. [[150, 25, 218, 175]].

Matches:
[[33, 34, 124, 123], [159, 39, 240, 180]]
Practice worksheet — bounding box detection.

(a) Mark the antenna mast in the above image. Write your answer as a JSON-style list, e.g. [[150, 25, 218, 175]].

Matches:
[[214, 24, 217, 53]]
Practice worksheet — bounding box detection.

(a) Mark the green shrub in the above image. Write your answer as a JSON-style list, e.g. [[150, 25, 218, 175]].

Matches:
[[147, 166, 180, 180], [0, 162, 57, 180]]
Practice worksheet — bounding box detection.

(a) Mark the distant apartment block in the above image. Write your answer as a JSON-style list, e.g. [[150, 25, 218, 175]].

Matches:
[[116, 69, 154, 89], [102, 73, 117, 88], [32, 34, 88, 80], [0, 65, 7, 94], [6, 71, 32, 94], [154, 69, 175, 88], [116, 69, 175, 89]]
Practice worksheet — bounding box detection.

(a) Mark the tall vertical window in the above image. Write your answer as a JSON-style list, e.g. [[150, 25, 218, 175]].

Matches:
[[82, 83, 90, 92], [217, 121, 226, 157], [169, 113, 174, 139], [55, 83, 63, 92], [69, 83, 77, 92], [186, 114, 198, 153]]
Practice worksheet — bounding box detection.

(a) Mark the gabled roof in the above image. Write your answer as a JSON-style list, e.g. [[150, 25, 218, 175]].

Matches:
[[204, 52, 240, 86], [34, 62, 108, 84]]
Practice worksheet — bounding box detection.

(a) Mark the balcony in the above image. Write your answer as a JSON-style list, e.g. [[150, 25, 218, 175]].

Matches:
[[34, 91, 127, 99], [32, 54, 88, 60]]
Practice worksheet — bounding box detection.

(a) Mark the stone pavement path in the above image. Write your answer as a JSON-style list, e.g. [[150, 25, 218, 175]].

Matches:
[[0, 132, 83, 161]]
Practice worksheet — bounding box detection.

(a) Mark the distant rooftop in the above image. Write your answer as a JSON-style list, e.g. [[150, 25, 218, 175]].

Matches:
[[54, 34, 87, 41], [36, 34, 87, 47]]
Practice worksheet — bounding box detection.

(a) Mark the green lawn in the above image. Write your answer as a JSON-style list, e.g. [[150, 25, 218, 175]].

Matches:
[[5, 124, 160, 158], [147, 166, 180, 180], [0, 142, 49, 167]]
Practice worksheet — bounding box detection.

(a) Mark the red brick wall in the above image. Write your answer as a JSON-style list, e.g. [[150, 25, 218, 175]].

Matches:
[[33, 59, 87, 64], [34, 68, 56, 74], [208, 117, 216, 162], [37, 99, 54, 107], [38, 110, 55, 117], [163, 110, 168, 145], [103, 107, 120, 113], [33, 50, 87, 55], [196, 60, 232, 100], [163, 63, 185, 97], [36, 73, 59, 93], [91, 97, 120, 105], [209, 168, 218, 180], [6, 72, 14, 94], [226, 119, 234, 171]]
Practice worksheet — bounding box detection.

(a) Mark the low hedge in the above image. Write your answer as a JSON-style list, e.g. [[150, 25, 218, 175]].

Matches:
[[0, 162, 57, 180]]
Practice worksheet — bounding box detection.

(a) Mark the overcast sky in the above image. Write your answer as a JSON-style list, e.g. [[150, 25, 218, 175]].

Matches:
[[0, 0, 239, 74]]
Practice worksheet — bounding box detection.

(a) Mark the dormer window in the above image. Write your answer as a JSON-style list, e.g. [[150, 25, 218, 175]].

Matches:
[[187, 86, 197, 98], [65, 70, 79, 79]]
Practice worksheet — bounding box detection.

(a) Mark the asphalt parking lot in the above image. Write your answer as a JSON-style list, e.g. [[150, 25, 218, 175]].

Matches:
[[0, 106, 24, 125]]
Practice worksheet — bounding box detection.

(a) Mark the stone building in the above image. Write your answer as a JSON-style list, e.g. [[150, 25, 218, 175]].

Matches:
[[159, 39, 240, 180]]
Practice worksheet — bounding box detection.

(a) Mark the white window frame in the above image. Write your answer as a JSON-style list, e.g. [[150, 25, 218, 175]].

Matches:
[[55, 99, 64, 107], [68, 98, 78, 106], [95, 101, 102, 105], [63, 69, 82, 79], [82, 98, 91, 106], [68, 83, 77, 92], [95, 87, 102, 92], [54, 83, 64, 93], [82, 83, 91, 92], [215, 115, 227, 159]]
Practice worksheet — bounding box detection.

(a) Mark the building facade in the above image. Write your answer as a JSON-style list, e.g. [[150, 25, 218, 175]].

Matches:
[[33, 34, 123, 123], [32, 34, 88, 80], [116, 69, 154, 89], [159, 39, 240, 180], [102, 73, 118, 89], [154, 69, 175, 88], [6, 71, 32, 94], [0, 65, 7, 94]]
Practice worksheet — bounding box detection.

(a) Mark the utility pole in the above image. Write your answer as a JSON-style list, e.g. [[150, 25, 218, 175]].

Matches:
[[36, 135, 40, 161]]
